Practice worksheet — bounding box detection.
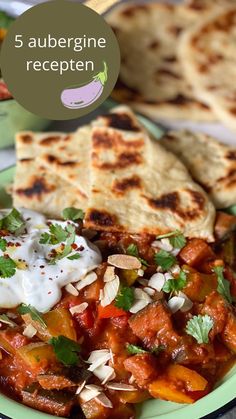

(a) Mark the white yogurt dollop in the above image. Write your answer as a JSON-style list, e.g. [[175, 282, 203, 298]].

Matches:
[[0, 209, 102, 312]]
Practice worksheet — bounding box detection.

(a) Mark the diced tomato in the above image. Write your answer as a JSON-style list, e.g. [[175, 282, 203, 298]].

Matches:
[[77, 308, 94, 329], [98, 303, 127, 319]]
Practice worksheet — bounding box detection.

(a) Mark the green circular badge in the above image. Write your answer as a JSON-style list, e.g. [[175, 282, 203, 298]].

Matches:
[[0, 0, 120, 120]]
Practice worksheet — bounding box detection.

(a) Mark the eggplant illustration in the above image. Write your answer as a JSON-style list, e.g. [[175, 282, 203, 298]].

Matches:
[[61, 61, 108, 109]]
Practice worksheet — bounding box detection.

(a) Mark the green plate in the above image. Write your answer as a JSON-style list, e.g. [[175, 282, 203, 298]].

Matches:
[[0, 166, 236, 419]]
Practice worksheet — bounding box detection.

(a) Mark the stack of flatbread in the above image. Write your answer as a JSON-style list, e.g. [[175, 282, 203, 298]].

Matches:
[[13, 105, 218, 241], [107, 0, 236, 130], [12, 106, 236, 239]]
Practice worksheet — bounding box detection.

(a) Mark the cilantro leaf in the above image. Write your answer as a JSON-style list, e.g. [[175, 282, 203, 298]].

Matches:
[[0, 208, 25, 234], [154, 250, 176, 270], [151, 344, 165, 355], [62, 207, 84, 222], [50, 224, 68, 243], [66, 224, 76, 246], [127, 244, 138, 257], [48, 244, 73, 265], [18, 303, 47, 328], [126, 244, 149, 267], [186, 315, 214, 344], [40, 223, 73, 245], [0, 256, 16, 278], [162, 270, 187, 293], [214, 266, 232, 304], [0, 238, 7, 251], [115, 286, 134, 311], [126, 344, 147, 354], [156, 230, 186, 249], [67, 253, 81, 260], [49, 335, 81, 366]]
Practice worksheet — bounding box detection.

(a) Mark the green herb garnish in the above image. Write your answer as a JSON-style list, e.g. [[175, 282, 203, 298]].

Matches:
[[0, 208, 25, 234], [151, 344, 165, 355], [0, 12, 14, 29], [0, 238, 7, 251], [49, 335, 81, 366], [40, 224, 68, 245], [126, 243, 149, 267], [115, 286, 134, 311], [214, 266, 232, 304], [62, 207, 84, 222], [40, 223, 80, 264], [67, 253, 81, 260], [162, 270, 187, 293], [18, 303, 47, 328], [126, 344, 148, 354], [186, 315, 214, 344], [154, 249, 176, 270], [156, 230, 186, 249], [0, 256, 16, 278]]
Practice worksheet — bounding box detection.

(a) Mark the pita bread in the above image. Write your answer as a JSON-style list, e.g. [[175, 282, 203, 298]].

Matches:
[[184, 0, 236, 14], [85, 106, 215, 241], [16, 128, 91, 197], [107, 3, 216, 121], [13, 131, 88, 217], [160, 130, 236, 209], [179, 8, 236, 131], [13, 160, 87, 219]]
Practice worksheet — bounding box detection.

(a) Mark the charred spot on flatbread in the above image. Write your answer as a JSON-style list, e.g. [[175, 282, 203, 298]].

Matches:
[[121, 4, 149, 18], [226, 151, 236, 160], [112, 175, 142, 196], [15, 176, 55, 199], [19, 134, 33, 144], [100, 112, 141, 132], [92, 151, 143, 170], [86, 209, 118, 228], [43, 154, 77, 167], [39, 136, 62, 146], [145, 189, 205, 220], [92, 129, 144, 151]]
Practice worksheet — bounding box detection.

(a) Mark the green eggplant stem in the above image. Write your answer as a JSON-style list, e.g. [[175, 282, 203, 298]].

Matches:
[[93, 61, 108, 86]]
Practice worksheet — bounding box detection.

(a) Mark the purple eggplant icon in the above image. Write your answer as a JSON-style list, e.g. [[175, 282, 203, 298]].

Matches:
[[61, 62, 108, 109]]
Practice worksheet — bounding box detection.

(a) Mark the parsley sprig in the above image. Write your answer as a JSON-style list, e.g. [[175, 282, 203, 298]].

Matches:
[[0, 238, 7, 251], [214, 266, 232, 304], [154, 249, 176, 270], [156, 230, 186, 249], [126, 344, 147, 354], [49, 335, 81, 366], [18, 303, 47, 328], [126, 243, 149, 267], [162, 270, 187, 293], [186, 315, 214, 344], [0, 256, 16, 278], [0, 208, 25, 234], [115, 286, 134, 311]]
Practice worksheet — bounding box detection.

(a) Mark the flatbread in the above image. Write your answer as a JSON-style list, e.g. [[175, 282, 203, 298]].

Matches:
[[13, 160, 87, 219], [184, 0, 236, 13], [13, 131, 88, 217], [107, 3, 216, 121], [160, 130, 236, 209], [179, 8, 236, 131], [16, 128, 91, 197], [85, 106, 215, 241]]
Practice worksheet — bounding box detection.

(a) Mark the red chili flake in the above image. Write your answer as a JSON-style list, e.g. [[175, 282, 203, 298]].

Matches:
[[15, 243, 21, 247], [40, 265, 45, 269], [41, 272, 45, 275], [48, 291, 52, 295], [72, 243, 78, 250], [77, 246, 84, 251]]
